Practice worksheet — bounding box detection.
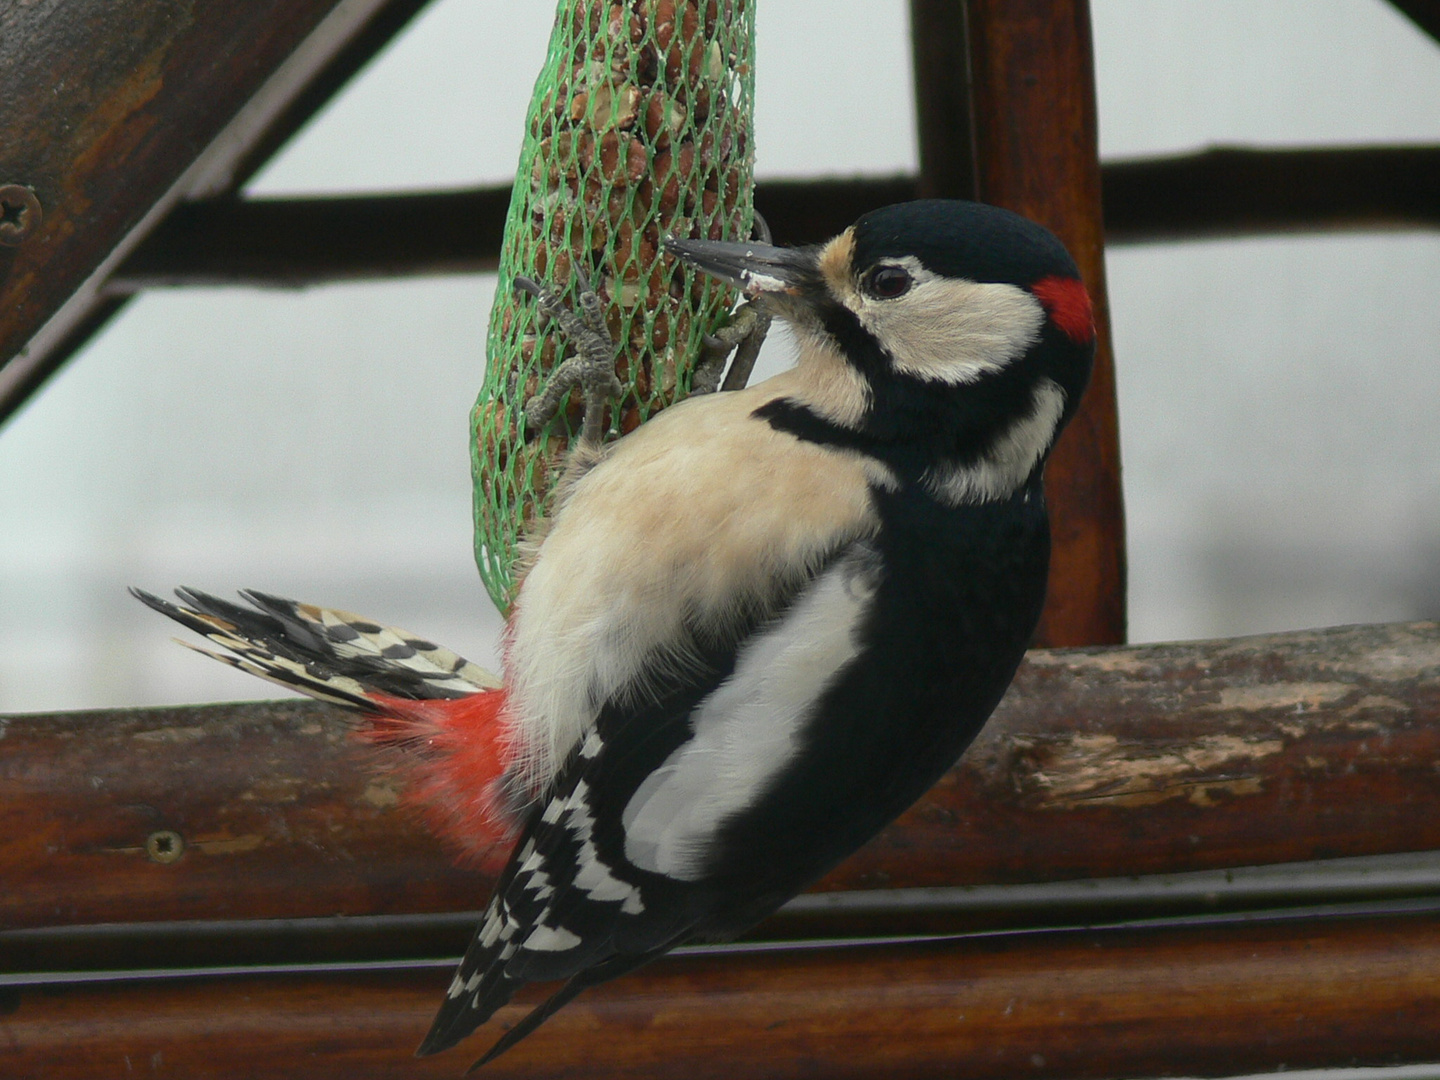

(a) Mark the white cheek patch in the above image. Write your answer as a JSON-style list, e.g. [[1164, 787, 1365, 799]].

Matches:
[[925, 378, 1067, 504], [620, 546, 880, 881], [859, 278, 1045, 385]]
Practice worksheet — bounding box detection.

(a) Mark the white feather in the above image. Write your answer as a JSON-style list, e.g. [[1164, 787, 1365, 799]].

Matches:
[[620, 546, 880, 881]]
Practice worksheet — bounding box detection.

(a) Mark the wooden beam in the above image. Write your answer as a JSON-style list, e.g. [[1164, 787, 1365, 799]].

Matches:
[[1105, 144, 1440, 242], [0, 0, 436, 426], [107, 178, 923, 291], [112, 190, 513, 289], [5, 622, 1439, 936], [7, 909, 1440, 1079], [103, 146, 1440, 291]]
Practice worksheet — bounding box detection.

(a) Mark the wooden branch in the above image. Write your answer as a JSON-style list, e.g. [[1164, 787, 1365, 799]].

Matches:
[[4, 622, 1439, 938], [7, 910, 1440, 1078]]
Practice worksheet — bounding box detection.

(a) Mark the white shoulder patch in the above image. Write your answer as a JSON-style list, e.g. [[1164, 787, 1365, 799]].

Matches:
[[620, 545, 881, 881]]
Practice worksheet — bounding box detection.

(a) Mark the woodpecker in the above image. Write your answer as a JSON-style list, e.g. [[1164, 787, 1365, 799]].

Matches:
[[138, 199, 1095, 1067]]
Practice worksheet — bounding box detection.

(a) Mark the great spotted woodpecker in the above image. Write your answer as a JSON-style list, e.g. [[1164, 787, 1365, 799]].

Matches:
[[137, 199, 1095, 1066]]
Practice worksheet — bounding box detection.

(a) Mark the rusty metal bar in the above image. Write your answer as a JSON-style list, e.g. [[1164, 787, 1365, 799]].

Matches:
[[6, 909, 1440, 1079], [4, 622, 1439, 936]]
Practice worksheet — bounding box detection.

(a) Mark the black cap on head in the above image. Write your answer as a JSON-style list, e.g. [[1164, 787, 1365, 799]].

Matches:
[[850, 199, 1080, 287]]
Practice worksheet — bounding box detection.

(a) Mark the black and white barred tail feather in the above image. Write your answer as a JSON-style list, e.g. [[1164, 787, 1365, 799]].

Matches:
[[134, 587, 523, 865], [131, 587, 501, 709]]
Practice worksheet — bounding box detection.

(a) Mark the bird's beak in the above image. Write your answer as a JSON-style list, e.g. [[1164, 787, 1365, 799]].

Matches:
[[664, 237, 818, 298]]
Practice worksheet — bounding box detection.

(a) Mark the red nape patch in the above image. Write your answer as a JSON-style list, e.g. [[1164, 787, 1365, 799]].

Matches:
[[358, 690, 517, 871], [1031, 275, 1095, 344]]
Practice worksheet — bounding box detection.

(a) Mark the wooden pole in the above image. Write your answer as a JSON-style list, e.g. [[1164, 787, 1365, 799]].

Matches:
[[5, 622, 1438, 937], [7, 910, 1440, 1079]]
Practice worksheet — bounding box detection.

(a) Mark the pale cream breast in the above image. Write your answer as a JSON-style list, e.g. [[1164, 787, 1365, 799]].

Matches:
[[503, 364, 885, 786]]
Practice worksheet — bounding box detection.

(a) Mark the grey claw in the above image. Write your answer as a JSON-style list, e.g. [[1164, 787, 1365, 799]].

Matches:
[[513, 275, 621, 446], [751, 210, 772, 245]]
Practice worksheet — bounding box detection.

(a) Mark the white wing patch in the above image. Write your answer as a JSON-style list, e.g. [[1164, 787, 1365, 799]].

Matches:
[[522, 924, 582, 952], [620, 546, 881, 881]]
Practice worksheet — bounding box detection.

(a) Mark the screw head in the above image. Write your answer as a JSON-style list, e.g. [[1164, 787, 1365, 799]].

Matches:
[[145, 829, 185, 864], [0, 185, 42, 246]]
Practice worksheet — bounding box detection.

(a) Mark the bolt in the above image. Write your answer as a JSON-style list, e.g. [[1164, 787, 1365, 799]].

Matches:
[[0, 185, 42, 246], [145, 829, 185, 864]]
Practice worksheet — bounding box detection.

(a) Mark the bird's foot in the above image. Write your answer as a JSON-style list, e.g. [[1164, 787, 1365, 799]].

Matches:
[[514, 276, 624, 447]]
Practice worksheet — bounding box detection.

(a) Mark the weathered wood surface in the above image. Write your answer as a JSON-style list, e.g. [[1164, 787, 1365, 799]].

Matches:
[[6, 909, 1440, 1079], [4, 622, 1438, 933], [0, 0, 428, 421]]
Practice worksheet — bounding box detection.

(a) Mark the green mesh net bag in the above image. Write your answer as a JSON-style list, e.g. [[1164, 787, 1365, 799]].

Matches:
[[473, 0, 758, 613]]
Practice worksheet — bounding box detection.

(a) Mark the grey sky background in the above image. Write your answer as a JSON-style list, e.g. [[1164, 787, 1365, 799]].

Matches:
[[2, 1, 1439, 711]]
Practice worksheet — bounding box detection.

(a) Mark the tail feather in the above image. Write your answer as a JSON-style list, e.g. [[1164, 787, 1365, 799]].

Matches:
[[134, 586, 521, 862], [136, 586, 500, 701], [455, 944, 679, 1069], [469, 976, 590, 1070], [173, 635, 382, 710], [238, 588, 501, 697]]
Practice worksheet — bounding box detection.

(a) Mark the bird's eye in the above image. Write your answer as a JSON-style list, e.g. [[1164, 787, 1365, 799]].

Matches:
[[862, 265, 913, 300]]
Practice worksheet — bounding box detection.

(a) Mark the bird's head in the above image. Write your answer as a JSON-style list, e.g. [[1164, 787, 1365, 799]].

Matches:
[[667, 199, 1096, 502]]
